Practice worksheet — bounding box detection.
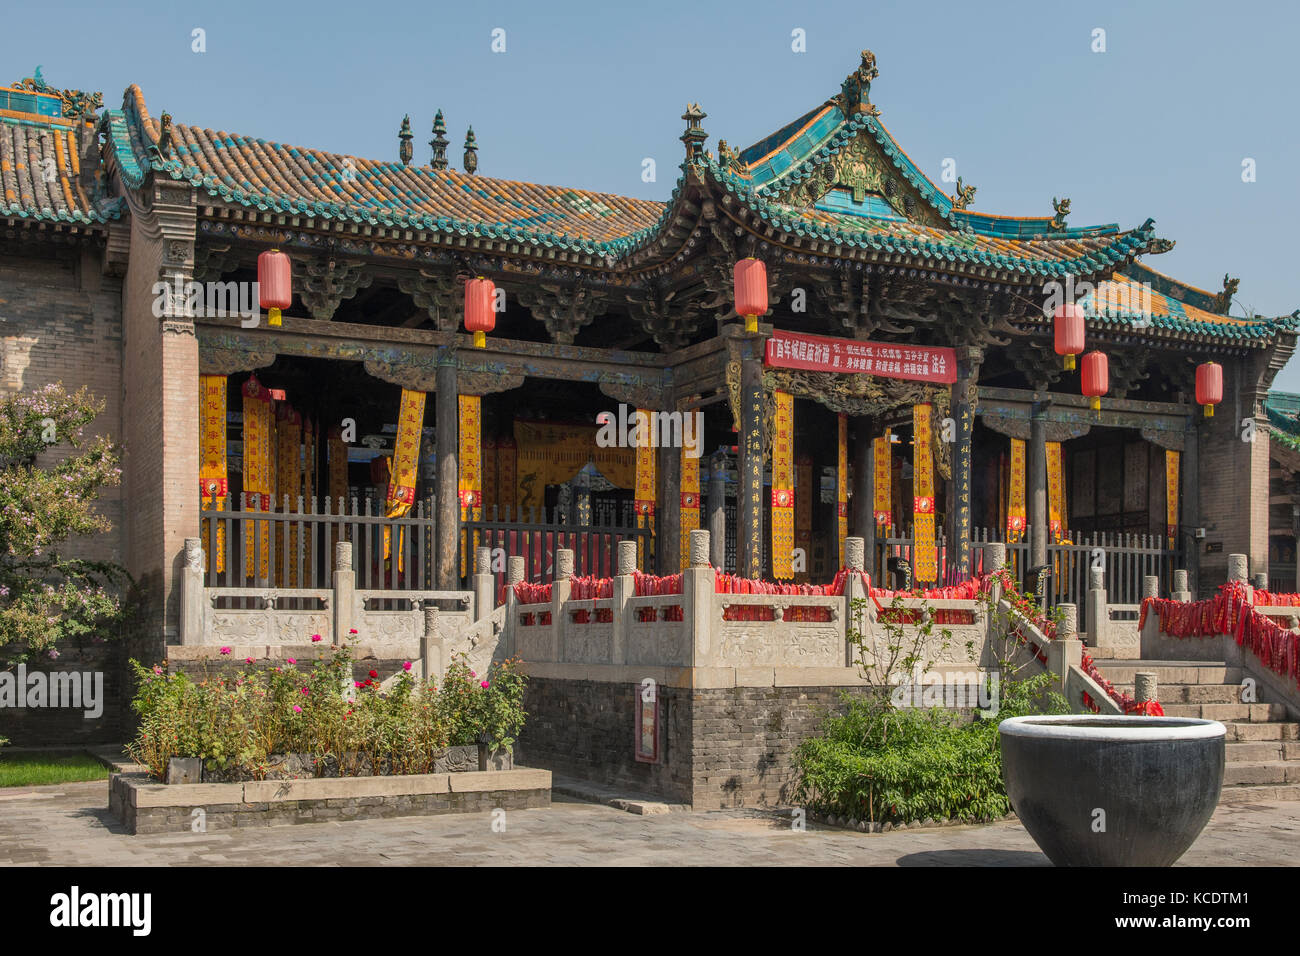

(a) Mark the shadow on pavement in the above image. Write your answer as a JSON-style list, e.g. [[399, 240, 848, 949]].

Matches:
[[896, 848, 1050, 867]]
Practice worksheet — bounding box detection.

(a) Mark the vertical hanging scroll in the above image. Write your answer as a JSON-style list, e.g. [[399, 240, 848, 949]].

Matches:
[[836, 413, 849, 569], [241, 375, 273, 582], [496, 436, 517, 513], [385, 389, 426, 578], [1007, 438, 1027, 541], [1166, 449, 1180, 549], [771, 391, 795, 580], [873, 433, 892, 530], [913, 404, 937, 584], [458, 394, 482, 578], [1046, 441, 1066, 543], [680, 444, 701, 571], [635, 408, 656, 571], [276, 405, 302, 586], [795, 453, 813, 582], [482, 436, 499, 515], [199, 374, 227, 574]]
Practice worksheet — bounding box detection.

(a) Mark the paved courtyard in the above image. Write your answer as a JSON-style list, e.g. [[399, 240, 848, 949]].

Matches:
[[0, 780, 1297, 866]]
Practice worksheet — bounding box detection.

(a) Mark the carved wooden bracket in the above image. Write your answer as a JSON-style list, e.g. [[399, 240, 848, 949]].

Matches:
[[599, 378, 669, 410], [296, 258, 373, 321], [200, 347, 276, 376], [979, 412, 1090, 443], [397, 270, 461, 331], [517, 281, 608, 345], [193, 242, 240, 281], [626, 281, 706, 349]]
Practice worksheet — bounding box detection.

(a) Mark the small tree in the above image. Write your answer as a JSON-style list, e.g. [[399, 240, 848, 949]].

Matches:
[[0, 383, 128, 663]]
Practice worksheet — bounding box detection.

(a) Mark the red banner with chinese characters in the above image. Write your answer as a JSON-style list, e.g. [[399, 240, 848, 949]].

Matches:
[[771, 391, 795, 579], [913, 404, 937, 584], [765, 330, 956, 384]]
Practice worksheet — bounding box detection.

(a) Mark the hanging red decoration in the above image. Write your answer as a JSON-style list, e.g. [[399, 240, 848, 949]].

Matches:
[[1053, 302, 1085, 370], [1081, 350, 1109, 411], [258, 249, 292, 327], [1196, 361, 1223, 417], [733, 258, 768, 333], [464, 276, 496, 348]]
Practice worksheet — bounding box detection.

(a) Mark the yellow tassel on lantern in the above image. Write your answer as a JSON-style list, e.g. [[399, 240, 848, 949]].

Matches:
[[1089, 396, 1101, 411], [744, 314, 758, 333], [1064, 354, 1076, 371], [473, 330, 486, 348], [1204, 404, 1214, 418], [269, 307, 282, 327]]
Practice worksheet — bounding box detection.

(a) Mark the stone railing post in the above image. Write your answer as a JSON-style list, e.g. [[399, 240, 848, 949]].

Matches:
[[683, 530, 716, 668], [1045, 602, 1082, 698], [1142, 576, 1160, 602], [1172, 569, 1191, 603], [552, 548, 573, 662], [180, 538, 205, 645], [844, 536, 868, 667], [504, 556, 525, 657], [1253, 572, 1268, 591], [473, 546, 494, 621], [611, 540, 638, 666], [983, 542, 1006, 603], [420, 602, 443, 682], [1134, 670, 1158, 706], [1228, 553, 1252, 605], [333, 540, 356, 644], [1086, 567, 1107, 648]]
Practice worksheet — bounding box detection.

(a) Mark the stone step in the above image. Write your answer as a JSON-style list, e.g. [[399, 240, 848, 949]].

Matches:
[[1114, 683, 1246, 704], [1225, 740, 1300, 761], [1160, 702, 1287, 722], [1219, 783, 1300, 804], [1223, 721, 1300, 741], [1223, 762, 1300, 786], [1089, 661, 1242, 685]]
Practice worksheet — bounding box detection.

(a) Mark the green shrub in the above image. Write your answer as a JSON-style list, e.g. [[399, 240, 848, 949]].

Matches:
[[125, 644, 527, 781]]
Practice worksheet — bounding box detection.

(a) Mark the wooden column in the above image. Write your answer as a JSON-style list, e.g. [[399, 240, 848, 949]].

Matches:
[[1029, 400, 1049, 572], [949, 347, 981, 579], [738, 346, 765, 579], [852, 416, 875, 576], [708, 450, 727, 569], [435, 349, 460, 590], [657, 440, 681, 574]]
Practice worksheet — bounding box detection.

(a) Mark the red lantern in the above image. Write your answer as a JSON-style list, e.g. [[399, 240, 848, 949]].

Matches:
[[733, 258, 768, 333], [1053, 302, 1085, 370], [1081, 350, 1108, 411], [257, 249, 292, 327], [1195, 361, 1222, 418], [464, 276, 496, 348]]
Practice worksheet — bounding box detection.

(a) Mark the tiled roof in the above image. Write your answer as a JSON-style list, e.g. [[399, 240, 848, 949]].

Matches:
[[0, 85, 123, 225], [1080, 273, 1297, 343]]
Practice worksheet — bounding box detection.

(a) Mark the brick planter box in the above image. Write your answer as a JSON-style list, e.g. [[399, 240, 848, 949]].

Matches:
[[183, 745, 513, 782], [109, 768, 550, 835]]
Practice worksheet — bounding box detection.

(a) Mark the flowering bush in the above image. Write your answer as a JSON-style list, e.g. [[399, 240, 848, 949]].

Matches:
[[0, 384, 130, 663], [126, 642, 528, 781]]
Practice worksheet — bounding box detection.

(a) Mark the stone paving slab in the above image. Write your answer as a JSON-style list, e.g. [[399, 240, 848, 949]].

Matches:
[[0, 780, 1297, 866]]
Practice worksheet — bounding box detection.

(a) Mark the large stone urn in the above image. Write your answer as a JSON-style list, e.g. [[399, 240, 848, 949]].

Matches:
[[999, 715, 1225, 867]]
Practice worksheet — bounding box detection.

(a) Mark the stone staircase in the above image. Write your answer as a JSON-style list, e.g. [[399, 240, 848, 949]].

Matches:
[[1090, 659, 1300, 804]]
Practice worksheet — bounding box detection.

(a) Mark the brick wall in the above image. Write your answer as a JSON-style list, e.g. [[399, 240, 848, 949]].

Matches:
[[0, 243, 124, 567], [0, 645, 125, 746]]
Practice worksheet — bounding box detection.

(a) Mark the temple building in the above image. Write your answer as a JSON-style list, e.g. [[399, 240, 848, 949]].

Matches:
[[3, 51, 1296, 653]]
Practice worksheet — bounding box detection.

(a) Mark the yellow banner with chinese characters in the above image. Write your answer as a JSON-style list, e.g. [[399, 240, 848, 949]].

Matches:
[[913, 404, 936, 584], [384, 389, 426, 576], [635, 408, 656, 571], [679, 444, 701, 571], [513, 420, 634, 511], [1007, 438, 1026, 542], [1166, 449, 1180, 548], [771, 391, 795, 579], [275, 405, 301, 586], [1047, 441, 1066, 543], [459, 394, 482, 578], [837, 413, 848, 569], [496, 437, 517, 512], [199, 374, 227, 573], [873, 433, 892, 529], [241, 375, 273, 581], [795, 454, 813, 583], [482, 436, 498, 514]]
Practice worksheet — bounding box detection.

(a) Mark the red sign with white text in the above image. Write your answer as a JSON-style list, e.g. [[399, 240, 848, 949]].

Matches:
[[764, 330, 957, 384]]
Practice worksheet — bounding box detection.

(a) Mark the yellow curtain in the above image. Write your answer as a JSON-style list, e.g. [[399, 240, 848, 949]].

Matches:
[[913, 404, 937, 583], [513, 420, 634, 511], [241, 374, 273, 582], [199, 374, 227, 573], [771, 391, 795, 579]]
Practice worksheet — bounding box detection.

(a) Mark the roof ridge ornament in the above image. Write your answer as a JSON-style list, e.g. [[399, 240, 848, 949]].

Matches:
[[1211, 274, 1240, 314], [430, 109, 449, 170], [716, 139, 745, 176], [681, 103, 708, 162], [399, 114, 414, 166], [951, 177, 976, 209], [13, 66, 103, 118], [463, 126, 478, 175], [1050, 196, 1071, 230], [832, 50, 879, 117]]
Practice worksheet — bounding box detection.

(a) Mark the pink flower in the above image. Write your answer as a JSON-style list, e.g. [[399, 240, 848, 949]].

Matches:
[[480, 680, 490, 689], [219, 647, 232, 655], [403, 661, 412, 672], [311, 634, 322, 643], [470, 671, 477, 678], [349, 628, 357, 634], [300, 687, 309, 695], [152, 665, 163, 675], [286, 658, 296, 665], [354, 681, 363, 688], [245, 657, 255, 664], [292, 705, 302, 713]]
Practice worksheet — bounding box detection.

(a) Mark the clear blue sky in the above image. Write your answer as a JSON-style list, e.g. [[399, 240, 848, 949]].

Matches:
[[15, 0, 1300, 386]]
